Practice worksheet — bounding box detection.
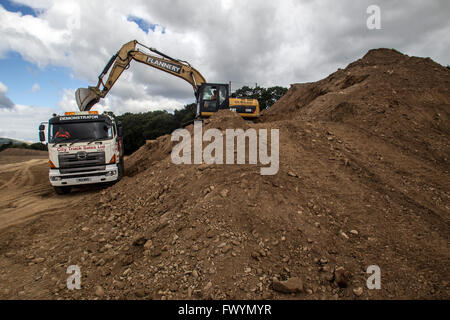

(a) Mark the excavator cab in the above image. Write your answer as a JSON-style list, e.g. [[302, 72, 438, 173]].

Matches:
[[197, 83, 229, 117], [197, 83, 260, 119]]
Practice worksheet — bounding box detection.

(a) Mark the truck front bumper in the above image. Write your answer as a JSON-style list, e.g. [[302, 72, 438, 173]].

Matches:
[[49, 164, 119, 187]]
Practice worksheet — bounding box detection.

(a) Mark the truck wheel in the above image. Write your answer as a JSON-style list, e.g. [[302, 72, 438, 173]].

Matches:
[[54, 186, 71, 195], [117, 161, 124, 181]]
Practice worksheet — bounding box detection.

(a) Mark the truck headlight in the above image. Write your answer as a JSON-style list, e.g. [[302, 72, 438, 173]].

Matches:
[[50, 176, 62, 181], [106, 170, 117, 176]]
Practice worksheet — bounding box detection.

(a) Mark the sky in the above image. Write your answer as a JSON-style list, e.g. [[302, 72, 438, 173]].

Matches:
[[0, 0, 449, 142]]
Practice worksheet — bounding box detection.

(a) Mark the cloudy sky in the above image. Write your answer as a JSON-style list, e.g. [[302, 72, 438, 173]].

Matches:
[[0, 0, 449, 142]]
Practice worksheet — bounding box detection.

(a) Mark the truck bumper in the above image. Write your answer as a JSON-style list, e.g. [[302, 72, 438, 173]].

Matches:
[[49, 164, 119, 187]]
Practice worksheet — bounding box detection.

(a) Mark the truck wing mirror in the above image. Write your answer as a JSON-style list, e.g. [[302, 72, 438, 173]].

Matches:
[[39, 123, 46, 142]]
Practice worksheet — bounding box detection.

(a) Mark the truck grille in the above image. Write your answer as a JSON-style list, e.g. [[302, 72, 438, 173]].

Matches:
[[58, 151, 106, 174]]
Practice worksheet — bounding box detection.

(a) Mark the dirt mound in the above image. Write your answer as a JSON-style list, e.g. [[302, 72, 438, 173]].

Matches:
[[263, 48, 450, 165], [125, 110, 249, 177], [125, 134, 174, 177], [0, 148, 48, 166], [264, 48, 449, 123], [0, 48, 449, 300], [203, 109, 250, 131]]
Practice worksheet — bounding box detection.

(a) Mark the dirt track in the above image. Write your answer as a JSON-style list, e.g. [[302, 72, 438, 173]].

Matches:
[[0, 149, 108, 298], [0, 49, 449, 300], [0, 150, 86, 230]]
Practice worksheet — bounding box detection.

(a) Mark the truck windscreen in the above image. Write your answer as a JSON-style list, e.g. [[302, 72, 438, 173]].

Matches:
[[49, 122, 113, 143]]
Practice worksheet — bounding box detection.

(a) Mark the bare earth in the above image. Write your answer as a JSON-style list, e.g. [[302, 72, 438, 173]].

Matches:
[[0, 150, 105, 298], [0, 49, 448, 300]]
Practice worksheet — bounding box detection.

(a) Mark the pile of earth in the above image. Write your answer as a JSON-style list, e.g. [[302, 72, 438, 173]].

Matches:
[[125, 111, 250, 177], [263, 48, 449, 165], [1, 48, 448, 300]]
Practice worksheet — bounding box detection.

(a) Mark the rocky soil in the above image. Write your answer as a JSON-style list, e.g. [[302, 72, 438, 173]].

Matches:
[[0, 48, 448, 300]]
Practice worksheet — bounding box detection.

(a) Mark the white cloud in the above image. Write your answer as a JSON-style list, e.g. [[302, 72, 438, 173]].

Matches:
[[57, 88, 77, 112], [0, 104, 59, 142], [0, 81, 7, 94], [0, 0, 449, 116], [0, 81, 58, 142], [0, 81, 14, 109], [58, 85, 185, 115], [31, 83, 40, 93]]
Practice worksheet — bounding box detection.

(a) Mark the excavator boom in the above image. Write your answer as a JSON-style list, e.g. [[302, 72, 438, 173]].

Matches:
[[75, 40, 259, 118], [76, 40, 206, 111]]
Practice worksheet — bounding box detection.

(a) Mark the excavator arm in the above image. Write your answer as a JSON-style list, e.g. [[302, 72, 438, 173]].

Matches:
[[76, 40, 207, 111]]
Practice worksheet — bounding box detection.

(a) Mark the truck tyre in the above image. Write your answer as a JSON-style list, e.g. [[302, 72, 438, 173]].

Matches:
[[54, 186, 71, 195], [117, 161, 124, 181]]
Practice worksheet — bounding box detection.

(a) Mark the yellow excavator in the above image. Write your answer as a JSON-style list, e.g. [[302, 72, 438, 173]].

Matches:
[[75, 40, 259, 119]]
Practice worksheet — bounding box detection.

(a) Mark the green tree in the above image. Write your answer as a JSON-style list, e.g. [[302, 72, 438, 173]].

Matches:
[[0, 142, 12, 152], [0, 141, 47, 152], [28, 142, 48, 151], [231, 85, 287, 110], [174, 103, 196, 126], [117, 103, 196, 155]]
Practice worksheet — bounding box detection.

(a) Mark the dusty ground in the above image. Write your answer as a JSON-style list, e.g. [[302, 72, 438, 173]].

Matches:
[[0, 149, 108, 298], [0, 149, 53, 229], [0, 49, 448, 300]]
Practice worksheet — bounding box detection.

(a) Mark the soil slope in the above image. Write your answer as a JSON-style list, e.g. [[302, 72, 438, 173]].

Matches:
[[0, 49, 448, 300]]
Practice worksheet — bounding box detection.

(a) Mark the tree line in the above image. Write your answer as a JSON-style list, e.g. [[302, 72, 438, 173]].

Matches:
[[231, 85, 288, 110], [115, 103, 196, 155], [0, 141, 47, 152]]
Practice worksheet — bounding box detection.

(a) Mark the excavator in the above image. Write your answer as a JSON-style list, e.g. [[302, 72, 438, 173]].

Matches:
[[75, 40, 260, 119]]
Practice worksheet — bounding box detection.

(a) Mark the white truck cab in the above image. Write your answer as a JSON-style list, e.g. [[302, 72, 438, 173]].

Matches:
[[39, 111, 124, 194]]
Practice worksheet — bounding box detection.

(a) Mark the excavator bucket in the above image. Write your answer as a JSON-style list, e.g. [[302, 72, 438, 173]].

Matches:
[[75, 87, 100, 111]]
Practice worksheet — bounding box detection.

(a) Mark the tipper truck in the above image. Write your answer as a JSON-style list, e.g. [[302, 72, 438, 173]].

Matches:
[[39, 111, 124, 194]]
